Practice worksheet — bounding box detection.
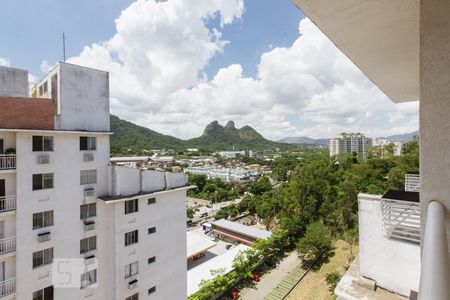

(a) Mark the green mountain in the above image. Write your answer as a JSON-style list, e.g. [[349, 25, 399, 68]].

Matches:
[[110, 116, 287, 153], [110, 115, 184, 153]]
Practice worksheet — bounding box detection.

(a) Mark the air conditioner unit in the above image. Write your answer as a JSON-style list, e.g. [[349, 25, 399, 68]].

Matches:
[[84, 188, 95, 198], [84, 221, 95, 232], [37, 155, 50, 164], [84, 255, 96, 265], [37, 231, 51, 242], [128, 279, 138, 290], [83, 153, 94, 162]]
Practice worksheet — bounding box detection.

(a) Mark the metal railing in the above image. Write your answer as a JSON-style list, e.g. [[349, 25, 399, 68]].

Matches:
[[0, 237, 16, 255], [405, 173, 420, 192], [381, 198, 420, 244], [0, 155, 15, 170], [0, 196, 16, 213], [419, 200, 450, 300], [0, 278, 15, 297]]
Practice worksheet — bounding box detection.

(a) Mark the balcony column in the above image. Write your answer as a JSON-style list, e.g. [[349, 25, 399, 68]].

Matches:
[[419, 0, 450, 298]]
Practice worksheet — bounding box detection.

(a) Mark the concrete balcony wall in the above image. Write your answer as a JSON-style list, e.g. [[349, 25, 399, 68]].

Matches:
[[142, 170, 166, 193], [166, 172, 188, 189], [358, 193, 420, 296], [112, 166, 141, 197], [0, 66, 28, 97]]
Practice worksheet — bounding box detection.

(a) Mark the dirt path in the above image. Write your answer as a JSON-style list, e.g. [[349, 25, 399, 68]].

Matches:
[[240, 251, 301, 300]]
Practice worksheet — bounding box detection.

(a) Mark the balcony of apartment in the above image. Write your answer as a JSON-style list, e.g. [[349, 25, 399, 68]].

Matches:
[[0, 277, 15, 299], [0, 156, 15, 173], [0, 196, 15, 215], [0, 237, 16, 258]]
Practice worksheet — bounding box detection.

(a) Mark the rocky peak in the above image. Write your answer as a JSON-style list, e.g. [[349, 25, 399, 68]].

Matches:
[[224, 120, 236, 131], [202, 120, 224, 136]]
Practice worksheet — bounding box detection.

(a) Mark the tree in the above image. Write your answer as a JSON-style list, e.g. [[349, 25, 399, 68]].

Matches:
[[296, 222, 333, 268], [325, 272, 341, 293], [249, 177, 272, 195], [186, 207, 195, 219]]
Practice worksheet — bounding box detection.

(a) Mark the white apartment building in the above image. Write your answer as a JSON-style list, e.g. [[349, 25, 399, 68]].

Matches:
[[373, 138, 402, 156], [184, 166, 259, 182], [0, 63, 189, 300], [329, 133, 372, 158]]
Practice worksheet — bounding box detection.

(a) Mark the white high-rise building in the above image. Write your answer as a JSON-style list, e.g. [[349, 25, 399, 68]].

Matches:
[[0, 63, 189, 300], [329, 133, 372, 157]]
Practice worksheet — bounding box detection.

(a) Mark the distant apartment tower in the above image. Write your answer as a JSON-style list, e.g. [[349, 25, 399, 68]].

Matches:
[[0, 63, 189, 300], [329, 133, 372, 157], [372, 138, 402, 156]]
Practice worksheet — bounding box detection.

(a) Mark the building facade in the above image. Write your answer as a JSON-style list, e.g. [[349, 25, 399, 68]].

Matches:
[[0, 63, 189, 300], [329, 133, 372, 157]]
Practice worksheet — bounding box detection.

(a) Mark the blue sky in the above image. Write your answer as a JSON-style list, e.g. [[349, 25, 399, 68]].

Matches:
[[0, 0, 418, 139], [1, 0, 303, 78]]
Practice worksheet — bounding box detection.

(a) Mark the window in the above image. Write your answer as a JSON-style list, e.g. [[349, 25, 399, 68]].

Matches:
[[32, 136, 54, 152], [148, 256, 156, 264], [81, 269, 97, 289], [33, 173, 54, 190], [80, 137, 96, 151], [125, 230, 138, 246], [33, 248, 53, 268], [80, 170, 97, 185], [148, 227, 156, 235], [80, 203, 96, 219], [80, 236, 97, 254], [33, 210, 54, 229], [148, 198, 156, 205], [125, 293, 139, 300], [32, 285, 54, 300], [148, 286, 156, 295], [125, 199, 138, 214], [125, 261, 139, 279]]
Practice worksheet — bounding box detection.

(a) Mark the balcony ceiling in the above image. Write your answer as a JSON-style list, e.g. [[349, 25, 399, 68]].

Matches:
[[292, 0, 419, 103]]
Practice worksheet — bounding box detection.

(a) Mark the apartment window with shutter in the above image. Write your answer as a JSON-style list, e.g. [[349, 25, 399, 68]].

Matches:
[[148, 227, 156, 235], [125, 230, 138, 246], [80, 137, 96, 151], [124, 261, 139, 279], [80, 203, 96, 219], [80, 170, 97, 185], [32, 136, 54, 152], [33, 210, 54, 229], [147, 198, 156, 205], [125, 293, 139, 300], [80, 269, 97, 289], [32, 173, 54, 190], [32, 248, 53, 269], [125, 199, 138, 214], [80, 236, 97, 254], [32, 285, 54, 300], [148, 256, 156, 264]]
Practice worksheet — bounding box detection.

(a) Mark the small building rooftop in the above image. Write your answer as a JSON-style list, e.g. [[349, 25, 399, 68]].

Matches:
[[187, 244, 250, 297], [186, 232, 217, 260], [212, 219, 272, 240]]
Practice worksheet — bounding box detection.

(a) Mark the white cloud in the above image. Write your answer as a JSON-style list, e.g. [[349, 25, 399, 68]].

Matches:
[[0, 57, 10, 67], [62, 0, 417, 140]]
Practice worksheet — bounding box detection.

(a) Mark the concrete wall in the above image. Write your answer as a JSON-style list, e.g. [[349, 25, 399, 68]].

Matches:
[[112, 166, 141, 196], [15, 132, 110, 300], [420, 0, 450, 255], [54, 63, 109, 132], [358, 194, 420, 296], [142, 170, 166, 192], [0, 66, 28, 97]]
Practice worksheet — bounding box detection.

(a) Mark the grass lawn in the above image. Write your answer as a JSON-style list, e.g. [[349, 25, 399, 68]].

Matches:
[[286, 239, 358, 300]]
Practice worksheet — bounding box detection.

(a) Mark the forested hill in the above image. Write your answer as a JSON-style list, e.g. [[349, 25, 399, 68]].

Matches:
[[110, 115, 289, 153]]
